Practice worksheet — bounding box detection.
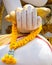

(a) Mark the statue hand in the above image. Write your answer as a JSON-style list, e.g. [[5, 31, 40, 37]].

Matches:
[[16, 4, 42, 33]]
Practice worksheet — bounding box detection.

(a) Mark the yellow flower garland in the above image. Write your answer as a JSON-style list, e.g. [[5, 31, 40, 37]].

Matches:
[[2, 54, 16, 64], [2, 24, 42, 64], [10, 25, 42, 50]]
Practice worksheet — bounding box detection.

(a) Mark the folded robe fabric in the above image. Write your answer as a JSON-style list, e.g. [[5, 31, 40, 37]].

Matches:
[[0, 34, 27, 46], [0, 34, 10, 45]]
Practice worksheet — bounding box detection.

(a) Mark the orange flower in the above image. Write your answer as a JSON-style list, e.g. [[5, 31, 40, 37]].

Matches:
[[10, 25, 42, 50]]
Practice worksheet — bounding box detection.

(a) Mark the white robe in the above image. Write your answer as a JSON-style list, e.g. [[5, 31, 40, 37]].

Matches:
[[0, 35, 52, 65]]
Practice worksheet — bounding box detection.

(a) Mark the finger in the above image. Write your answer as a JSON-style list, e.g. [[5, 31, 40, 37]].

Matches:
[[24, 5, 33, 30], [32, 7, 37, 29], [21, 8, 26, 31], [37, 16, 42, 28], [16, 8, 23, 31]]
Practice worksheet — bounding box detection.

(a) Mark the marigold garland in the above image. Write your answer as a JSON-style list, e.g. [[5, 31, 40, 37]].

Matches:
[[2, 23, 42, 64], [10, 24, 18, 44], [2, 54, 16, 64], [10, 25, 42, 50]]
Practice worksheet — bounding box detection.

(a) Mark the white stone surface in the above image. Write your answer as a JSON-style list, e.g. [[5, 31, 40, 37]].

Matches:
[[3, 0, 22, 13], [22, 0, 48, 6], [0, 35, 52, 65]]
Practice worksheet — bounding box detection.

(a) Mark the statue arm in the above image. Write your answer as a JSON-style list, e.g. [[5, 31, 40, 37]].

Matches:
[[3, 0, 22, 14]]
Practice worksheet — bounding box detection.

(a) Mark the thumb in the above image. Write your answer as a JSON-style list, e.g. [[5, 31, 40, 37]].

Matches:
[[37, 16, 42, 28]]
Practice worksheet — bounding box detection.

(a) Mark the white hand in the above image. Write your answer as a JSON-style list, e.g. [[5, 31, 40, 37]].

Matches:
[[16, 4, 42, 33]]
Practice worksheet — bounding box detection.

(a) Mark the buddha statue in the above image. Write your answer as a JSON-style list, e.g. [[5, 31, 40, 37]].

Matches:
[[0, 0, 52, 65]]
